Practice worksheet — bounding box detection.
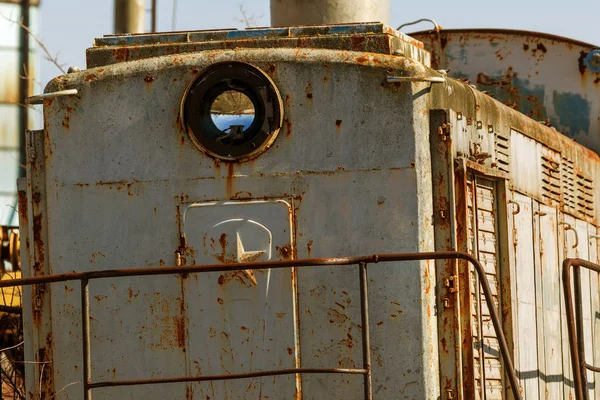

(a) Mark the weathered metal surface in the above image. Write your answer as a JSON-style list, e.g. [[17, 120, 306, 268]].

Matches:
[[270, 0, 390, 26], [429, 72, 600, 227], [21, 22, 600, 400], [412, 29, 600, 153], [87, 23, 430, 68], [32, 45, 440, 399]]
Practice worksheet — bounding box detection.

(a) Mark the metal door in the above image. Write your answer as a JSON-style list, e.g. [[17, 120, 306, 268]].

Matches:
[[180, 200, 298, 399], [466, 176, 504, 399]]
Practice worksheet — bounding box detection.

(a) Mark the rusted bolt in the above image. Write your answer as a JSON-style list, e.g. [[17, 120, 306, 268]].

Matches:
[[442, 297, 450, 308]]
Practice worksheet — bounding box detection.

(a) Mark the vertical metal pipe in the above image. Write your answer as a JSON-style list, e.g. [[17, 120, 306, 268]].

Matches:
[[151, 0, 157, 32], [18, 0, 30, 179], [574, 266, 589, 400], [270, 0, 390, 26], [114, 0, 145, 34], [359, 262, 373, 400], [81, 279, 92, 400]]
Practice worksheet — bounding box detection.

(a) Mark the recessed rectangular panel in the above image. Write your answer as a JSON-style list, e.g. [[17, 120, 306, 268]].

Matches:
[[181, 200, 298, 399]]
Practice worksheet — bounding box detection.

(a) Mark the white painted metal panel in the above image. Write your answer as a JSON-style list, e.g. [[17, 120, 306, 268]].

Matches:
[[35, 52, 439, 399], [510, 131, 541, 200], [537, 204, 564, 399], [574, 219, 594, 399], [511, 192, 539, 399]]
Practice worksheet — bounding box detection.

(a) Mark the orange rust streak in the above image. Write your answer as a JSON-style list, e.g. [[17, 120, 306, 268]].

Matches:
[[226, 163, 234, 198]]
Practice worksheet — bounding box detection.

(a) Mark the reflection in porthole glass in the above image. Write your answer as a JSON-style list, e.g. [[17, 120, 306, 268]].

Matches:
[[210, 90, 256, 132], [183, 62, 283, 161]]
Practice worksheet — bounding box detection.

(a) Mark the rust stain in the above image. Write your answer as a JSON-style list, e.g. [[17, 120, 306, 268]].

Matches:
[[83, 73, 97, 82], [377, 321, 384, 326], [217, 297, 224, 305], [186, 385, 194, 399], [306, 240, 313, 257], [216, 270, 258, 287], [287, 347, 293, 355], [328, 308, 349, 327], [578, 51, 588, 75], [128, 286, 140, 300], [144, 74, 156, 84], [285, 119, 292, 137], [147, 296, 187, 349], [94, 294, 107, 302], [305, 81, 313, 100], [226, 163, 234, 198], [37, 342, 53, 399], [112, 47, 130, 62], [32, 213, 44, 270], [351, 35, 365, 50], [536, 43, 547, 53], [62, 114, 70, 130], [276, 244, 292, 259], [17, 190, 27, 221]]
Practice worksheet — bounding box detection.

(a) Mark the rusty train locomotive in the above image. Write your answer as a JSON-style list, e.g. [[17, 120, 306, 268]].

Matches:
[[7, 18, 600, 400]]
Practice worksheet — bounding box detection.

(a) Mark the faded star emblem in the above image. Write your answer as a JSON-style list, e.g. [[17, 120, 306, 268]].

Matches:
[[235, 232, 264, 285]]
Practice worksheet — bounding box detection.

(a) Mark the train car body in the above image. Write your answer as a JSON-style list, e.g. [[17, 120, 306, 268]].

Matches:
[[14, 22, 600, 399]]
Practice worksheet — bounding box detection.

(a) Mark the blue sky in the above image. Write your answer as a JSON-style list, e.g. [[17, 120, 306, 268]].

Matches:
[[37, 0, 599, 87]]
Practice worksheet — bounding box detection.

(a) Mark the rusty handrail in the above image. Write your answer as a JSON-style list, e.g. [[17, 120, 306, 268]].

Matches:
[[0, 251, 521, 400], [563, 258, 600, 400]]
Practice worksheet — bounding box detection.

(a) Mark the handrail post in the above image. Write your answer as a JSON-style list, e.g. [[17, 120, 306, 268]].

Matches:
[[461, 254, 522, 400], [359, 261, 373, 400], [563, 259, 585, 400], [573, 265, 589, 400]]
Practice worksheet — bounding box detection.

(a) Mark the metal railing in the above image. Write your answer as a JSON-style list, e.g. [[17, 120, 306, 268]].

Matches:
[[563, 258, 600, 400], [0, 251, 522, 399]]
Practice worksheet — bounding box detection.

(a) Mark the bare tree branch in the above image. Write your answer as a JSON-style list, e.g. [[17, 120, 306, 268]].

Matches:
[[234, 3, 263, 28], [0, 12, 67, 74]]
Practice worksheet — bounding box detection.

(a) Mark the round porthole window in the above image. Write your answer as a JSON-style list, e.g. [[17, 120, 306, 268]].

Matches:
[[183, 62, 283, 161]]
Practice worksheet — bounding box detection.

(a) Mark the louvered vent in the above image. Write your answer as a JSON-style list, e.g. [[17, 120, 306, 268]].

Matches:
[[576, 174, 594, 219], [561, 157, 576, 214], [495, 132, 510, 173], [541, 155, 561, 206]]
